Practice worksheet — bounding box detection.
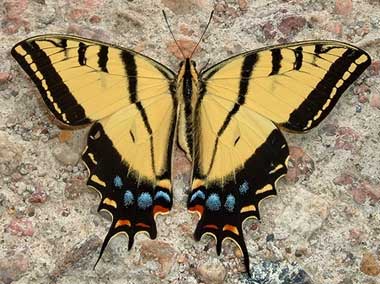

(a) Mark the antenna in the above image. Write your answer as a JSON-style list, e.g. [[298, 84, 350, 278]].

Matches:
[[190, 10, 214, 58], [162, 10, 186, 59]]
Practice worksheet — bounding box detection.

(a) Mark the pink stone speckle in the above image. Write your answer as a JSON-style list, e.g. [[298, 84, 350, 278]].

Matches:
[[166, 39, 198, 59], [278, 15, 306, 36], [353, 84, 369, 96], [89, 15, 101, 24], [179, 24, 195, 36], [358, 94, 369, 103], [370, 60, 380, 76], [3, 0, 30, 34], [286, 146, 315, 183], [7, 218, 34, 237], [351, 181, 380, 205], [4, 0, 28, 20], [68, 9, 89, 21], [334, 127, 359, 151], [29, 188, 48, 203], [335, 0, 353, 16], [333, 173, 354, 186], [348, 228, 365, 244], [0, 72, 11, 84], [262, 22, 277, 40], [325, 22, 343, 36], [369, 93, 380, 109], [0, 254, 29, 283], [140, 240, 177, 278], [83, 0, 105, 9], [237, 0, 248, 11]]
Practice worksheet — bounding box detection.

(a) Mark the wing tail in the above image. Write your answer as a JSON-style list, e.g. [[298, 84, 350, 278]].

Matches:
[[189, 128, 288, 275], [190, 190, 251, 275], [83, 122, 173, 266]]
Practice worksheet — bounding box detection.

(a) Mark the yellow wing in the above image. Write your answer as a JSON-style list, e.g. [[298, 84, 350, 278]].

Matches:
[[188, 40, 371, 274], [12, 35, 174, 125], [12, 35, 177, 265], [201, 40, 371, 131]]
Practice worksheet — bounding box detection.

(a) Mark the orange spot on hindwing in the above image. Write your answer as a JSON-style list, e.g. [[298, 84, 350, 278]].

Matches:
[[204, 224, 218, 230], [223, 224, 239, 235], [188, 204, 204, 216], [136, 223, 150, 228], [153, 205, 170, 216], [115, 219, 131, 228]]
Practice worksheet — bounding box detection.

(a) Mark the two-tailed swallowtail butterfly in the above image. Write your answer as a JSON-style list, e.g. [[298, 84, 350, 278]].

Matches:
[[12, 24, 370, 276]]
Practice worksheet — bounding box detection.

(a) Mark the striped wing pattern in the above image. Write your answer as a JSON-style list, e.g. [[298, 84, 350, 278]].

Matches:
[[188, 41, 370, 274], [11, 35, 174, 125], [201, 41, 371, 131], [12, 35, 177, 265]]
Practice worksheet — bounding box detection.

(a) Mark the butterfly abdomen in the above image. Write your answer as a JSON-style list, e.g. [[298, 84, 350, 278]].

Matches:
[[176, 59, 199, 161]]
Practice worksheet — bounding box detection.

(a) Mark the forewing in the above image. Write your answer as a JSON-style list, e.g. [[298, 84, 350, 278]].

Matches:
[[201, 40, 371, 132], [11, 35, 175, 125]]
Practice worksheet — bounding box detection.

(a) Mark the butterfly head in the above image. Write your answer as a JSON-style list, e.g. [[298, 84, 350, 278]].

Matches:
[[178, 58, 199, 82], [178, 59, 196, 68]]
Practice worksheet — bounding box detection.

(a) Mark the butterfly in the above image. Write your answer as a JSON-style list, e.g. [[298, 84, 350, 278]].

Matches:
[[11, 28, 370, 276]]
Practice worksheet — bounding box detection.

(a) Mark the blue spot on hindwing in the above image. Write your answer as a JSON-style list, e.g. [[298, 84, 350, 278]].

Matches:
[[123, 190, 134, 207], [154, 191, 171, 202], [190, 190, 206, 203], [224, 194, 236, 212], [206, 193, 221, 211], [239, 181, 249, 195], [114, 175, 123, 188], [137, 192, 153, 210]]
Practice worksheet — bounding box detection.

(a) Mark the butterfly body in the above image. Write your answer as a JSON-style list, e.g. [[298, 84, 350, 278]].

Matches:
[[11, 35, 371, 275], [176, 59, 199, 161]]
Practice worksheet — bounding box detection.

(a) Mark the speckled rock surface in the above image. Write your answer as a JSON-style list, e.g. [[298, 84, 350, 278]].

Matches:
[[1, 1, 379, 284]]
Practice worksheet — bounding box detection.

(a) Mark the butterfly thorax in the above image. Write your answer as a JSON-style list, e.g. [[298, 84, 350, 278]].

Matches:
[[176, 59, 199, 161]]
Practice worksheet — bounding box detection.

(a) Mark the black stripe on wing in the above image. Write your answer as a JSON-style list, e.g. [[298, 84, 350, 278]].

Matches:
[[204, 54, 258, 176], [269, 48, 282, 75], [11, 40, 91, 126], [121, 51, 158, 176], [284, 47, 371, 131], [78, 42, 88, 65], [188, 129, 289, 276], [220, 53, 258, 134], [293, 46, 303, 70], [98, 46, 109, 73]]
